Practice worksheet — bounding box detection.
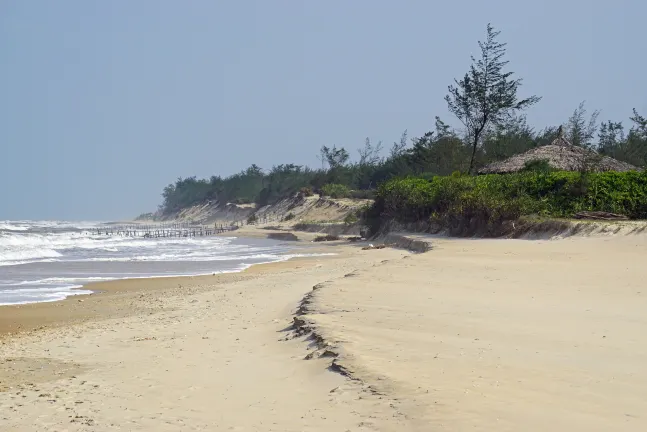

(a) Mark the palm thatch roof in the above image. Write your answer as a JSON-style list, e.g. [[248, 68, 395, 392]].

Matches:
[[478, 136, 638, 174]]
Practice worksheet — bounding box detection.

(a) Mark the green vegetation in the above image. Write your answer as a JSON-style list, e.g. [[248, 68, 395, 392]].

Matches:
[[365, 171, 647, 235], [444, 24, 540, 174], [157, 24, 647, 223], [521, 159, 555, 173], [320, 184, 351, 199], [343, 212, 359, 226]]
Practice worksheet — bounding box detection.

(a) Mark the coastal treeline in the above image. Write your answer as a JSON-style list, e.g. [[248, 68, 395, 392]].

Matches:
[[159, 25, 647, 216]]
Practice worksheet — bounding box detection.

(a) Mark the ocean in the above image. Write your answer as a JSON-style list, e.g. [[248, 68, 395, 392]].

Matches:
[[0, 220, 323, 306]]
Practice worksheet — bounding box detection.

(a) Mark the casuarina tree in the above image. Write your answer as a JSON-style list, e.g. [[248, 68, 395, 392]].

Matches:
[[445, 24, 541, 174]]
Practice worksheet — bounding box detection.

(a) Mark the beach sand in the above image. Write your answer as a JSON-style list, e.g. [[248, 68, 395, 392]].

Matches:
[[0, 241, 411, 431], [2, 231, 647, 430], [299, 235, 647, 431]]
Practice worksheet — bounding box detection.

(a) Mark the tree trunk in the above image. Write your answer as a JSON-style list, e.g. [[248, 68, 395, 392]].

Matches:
[[468, 135, 479, 174]]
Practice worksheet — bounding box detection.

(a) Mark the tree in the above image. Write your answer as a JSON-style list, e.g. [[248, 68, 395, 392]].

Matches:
[[625, 109, 647, 167], [565, 101, 600, 148], [630, 109, 647, 139], [433, 116, 453, 138], [358, 138, 384, 166], [406, 122, 470, 176], [319, 145, 350, 168], [389, 130, 408, 158], [598, 120, 625, 157], [535, 126, 560, 147], [445, 24, 541, 174], [481, 115, 536, 163]]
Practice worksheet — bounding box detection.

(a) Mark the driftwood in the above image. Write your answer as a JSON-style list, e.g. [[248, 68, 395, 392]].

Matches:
[[573, 211, 629, 221]]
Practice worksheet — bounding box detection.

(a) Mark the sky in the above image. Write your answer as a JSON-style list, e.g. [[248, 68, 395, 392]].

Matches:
[[1, 0, 645, 220]]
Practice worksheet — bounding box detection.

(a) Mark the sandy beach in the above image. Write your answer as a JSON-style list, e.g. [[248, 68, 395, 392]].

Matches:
[[2, 231, 647, 431]]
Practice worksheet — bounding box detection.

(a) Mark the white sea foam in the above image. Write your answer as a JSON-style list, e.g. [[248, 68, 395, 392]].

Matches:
[[0, 285, 93, 306], [0, 222, 29, 231], [0, 220, 330, 306], [0, 228, 233, 265]]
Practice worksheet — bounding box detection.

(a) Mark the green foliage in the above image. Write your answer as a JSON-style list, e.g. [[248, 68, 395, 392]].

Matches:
[[521, 159, 554, 173], [319, 146, 350, 168], [321, 183, 351, 198], [343, 212, 359, 225], [283, 213, 295, 222], [368, 170, 647, 235], [566, 101, 600, 148], [246, 213, 258, 224], [155, 23, 646, 219], [349, 189, 376, 199], [445, 24, 541, 174]]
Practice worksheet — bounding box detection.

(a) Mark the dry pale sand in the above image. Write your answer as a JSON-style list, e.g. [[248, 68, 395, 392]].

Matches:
[[0, 243, 411, 431], [2, 232, 647, 431], [300, 234, 647, 431]]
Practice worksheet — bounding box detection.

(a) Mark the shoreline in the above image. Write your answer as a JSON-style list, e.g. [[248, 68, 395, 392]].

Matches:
[[1, 240, 409, 430], [0, 227, 341, 339], [2, 230, 647, 429], [0, 226, 340, 337]]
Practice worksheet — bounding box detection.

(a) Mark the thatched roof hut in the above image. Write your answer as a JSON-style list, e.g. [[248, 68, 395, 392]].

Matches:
[[478, 136, 638, 174]]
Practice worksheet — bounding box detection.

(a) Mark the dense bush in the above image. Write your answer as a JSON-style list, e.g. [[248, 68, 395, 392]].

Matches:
[[367, 170, 647, 234], [321, 183, 351, 198]]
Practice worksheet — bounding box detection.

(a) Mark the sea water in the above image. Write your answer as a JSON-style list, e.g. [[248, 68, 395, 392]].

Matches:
[[0, 220, 321, 305]]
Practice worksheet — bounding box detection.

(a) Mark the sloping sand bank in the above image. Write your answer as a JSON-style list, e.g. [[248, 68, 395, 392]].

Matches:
[[299, 235, 647, 431]]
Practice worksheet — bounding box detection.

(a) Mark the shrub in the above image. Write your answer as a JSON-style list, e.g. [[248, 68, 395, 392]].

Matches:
[[283, 212, 296, 222], [343, 212, 359, 225], [321, 183, 351, 198], [349, 189, 376, 199], [521, 159, 555, 173], [299, 186, 314, 197], [368, 170, 647, 235], [246, 213, 258, 224]]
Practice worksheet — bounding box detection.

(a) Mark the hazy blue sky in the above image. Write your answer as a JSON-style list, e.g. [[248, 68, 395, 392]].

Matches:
[[1, 0, 645, 220]]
